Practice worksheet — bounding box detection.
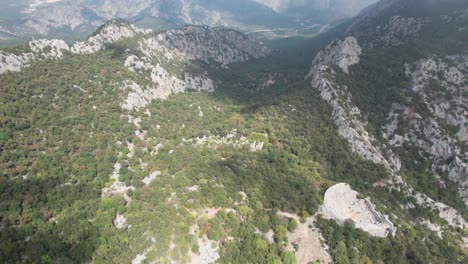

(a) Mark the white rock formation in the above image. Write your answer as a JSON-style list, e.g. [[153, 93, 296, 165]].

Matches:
[[319, 183, 396, 237], [120, 65, 214, 110], [308, 37, 401, 171], [0, 52, 33, 74], [0, 39, 69, 74], [101, 161, 134, 203], [189, 236, 220, 264], [311, 37, 362, 74], [1, 21, 269, 111], [121, 25, 269, 109], [71, 20, 150, 54], [380, 56, 468, 205], [113, 213, 128, 229], [142, 171, 160, 185], [308, 34, 468, 227], [140, 26, 270, 68], [182, 130, 265, 152], [347, 0, 431, 48], [0, 20, 150, 74]]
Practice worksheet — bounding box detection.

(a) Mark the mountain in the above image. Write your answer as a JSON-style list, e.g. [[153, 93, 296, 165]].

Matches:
[[308, 0, 468, 245], [0, 18, 270, 103], [255, 0, 378, 21], [0, 0, 376, 46], [1, 1, 468, 263]]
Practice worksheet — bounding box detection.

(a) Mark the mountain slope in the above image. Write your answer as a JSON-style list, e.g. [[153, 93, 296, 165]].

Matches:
[[1, 3, 468, 263], [0, 0, 378, 45], [308, 0, 468, 252], [256, 0, 378, 22]]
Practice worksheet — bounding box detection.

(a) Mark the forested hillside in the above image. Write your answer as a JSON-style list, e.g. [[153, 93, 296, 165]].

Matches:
[[1, 1, 468, 263]]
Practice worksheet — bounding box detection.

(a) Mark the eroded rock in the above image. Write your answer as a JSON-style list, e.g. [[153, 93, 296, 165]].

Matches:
[[319, 183, 396, 237]]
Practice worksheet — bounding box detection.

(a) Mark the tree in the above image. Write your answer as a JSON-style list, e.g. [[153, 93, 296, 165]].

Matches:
[[282, 251, 297, 264], [287, 218, 298, 232], [333, 241, 350, 264]]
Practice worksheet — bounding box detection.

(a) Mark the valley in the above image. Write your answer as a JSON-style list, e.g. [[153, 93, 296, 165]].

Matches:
[[0, 0, 467, 263]]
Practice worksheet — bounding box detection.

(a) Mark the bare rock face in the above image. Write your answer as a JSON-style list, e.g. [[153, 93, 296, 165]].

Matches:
[[29, 39, 69, 58], [113, 213, 129, 229], [0, 52, 33, 74], [0, 39, 69, 74], [346, 0, 431, 48], [121, 25, 269, 109], [319, 183, 396, 237], [382, 56, 468, 205], [308, 30, 467, 228], [155, 26, 270, 67], [0, 20, 269, 110], [122, 56, 215, 110], [189, 236, 220, 264], [311, 37, 362, 74], [308, 37, 401, 171], [71, 19, 151, 54]]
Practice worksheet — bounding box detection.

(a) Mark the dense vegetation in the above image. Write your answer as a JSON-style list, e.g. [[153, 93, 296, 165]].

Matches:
[[1, 25, 467, 264], [334, 14, 468, 215], [317, 218, 464, 264]]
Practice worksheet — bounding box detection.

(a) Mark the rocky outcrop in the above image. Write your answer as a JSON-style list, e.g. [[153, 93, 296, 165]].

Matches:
[[346, 0, 431, 48], [71, 19, 150, 54], [308, 35, 467, 227], [308, 37, 401, 171], [29, 39, 69, 58], [1, 20, 268, 110], [0, 52, 33, 74], [181, 129, 265, 152], [153, 26, 270, 67], [319, 183, 396, 237], [311, 37, 362, 74], [0, 39, 69, 74], [387, 175, 467, 228], [113, 213, 129, 229], [122, 57, 215, 109], [121, 25, 268, 109], [382, 56, 468, 205]]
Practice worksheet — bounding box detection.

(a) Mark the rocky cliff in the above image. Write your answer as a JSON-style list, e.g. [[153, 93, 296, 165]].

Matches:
[[308, 0, 468, 240], [0, 19, 270, 110], [319, 183, 396, 237]]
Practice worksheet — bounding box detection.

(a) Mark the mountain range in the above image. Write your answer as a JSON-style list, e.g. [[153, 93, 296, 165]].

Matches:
[[0, 0, 377, 46], [1, 0, 467, 263]]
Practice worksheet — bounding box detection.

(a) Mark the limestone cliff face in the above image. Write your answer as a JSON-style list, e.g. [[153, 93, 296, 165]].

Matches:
[[308, 37, 401, 171], [308, 37, 467, 231], [121, 25, 270, 109], [308, 0, 468, 232], [319, 183, 396, 237], [0, 20, 270, 110], [0, 39, 69, 74], [311, 37, 362, 74], [382, 56, 468, 205], [71, 20, 151, 54], [149, 26, 270, 68], [346, 0, 433, 48]]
